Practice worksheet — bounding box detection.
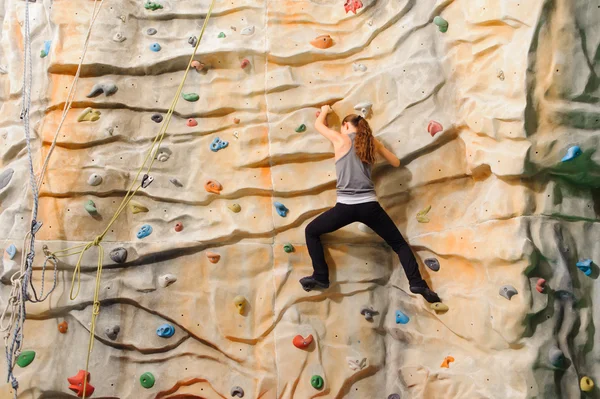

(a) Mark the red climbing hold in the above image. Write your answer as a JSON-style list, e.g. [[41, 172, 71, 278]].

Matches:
[[241, 59, 250, 69], [536, 278, 546, 293], [186, 118, 197, 127], [293, 334, 314, 349], [427, 121, 443, 137], [344, 0, 363, 14], [174, 222, 183, 232], [233, 118, 240, 124], [58, 321, 68, 334], [67, 370, 95, 397]]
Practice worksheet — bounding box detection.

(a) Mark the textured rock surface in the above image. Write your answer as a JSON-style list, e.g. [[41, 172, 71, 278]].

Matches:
[[0, 0, 599, 398]]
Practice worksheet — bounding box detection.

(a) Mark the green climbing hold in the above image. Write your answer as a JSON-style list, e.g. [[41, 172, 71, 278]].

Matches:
[[84, 200, 98, 214], [295, 124, 306, 133], [16, 351, 35, 368], [433, 16, 448, 33], [218, 32, 226, 38], [140, 372, 155, 388], [311, 375, 324, 390], [283, 243, 294, 253], [183, 93, 200, 102], [144, 1, 163, 10]]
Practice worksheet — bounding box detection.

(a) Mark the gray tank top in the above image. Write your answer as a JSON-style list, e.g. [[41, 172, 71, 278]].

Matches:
[[335, 133, 376, 196]]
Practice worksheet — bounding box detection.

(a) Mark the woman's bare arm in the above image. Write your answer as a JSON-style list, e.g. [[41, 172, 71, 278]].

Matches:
[[374, 138, 401, 167]]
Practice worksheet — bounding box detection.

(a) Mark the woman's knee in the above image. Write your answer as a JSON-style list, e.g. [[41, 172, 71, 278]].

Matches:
[[305, 221, 321, 238]]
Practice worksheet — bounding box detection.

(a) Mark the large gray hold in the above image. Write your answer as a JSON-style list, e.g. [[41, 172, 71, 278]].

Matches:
[[105, 325, 120, 340], [0, 168, 14, 190], [424, 258, 440, 272], [86, 82, 118, 98], [499, 284, 518, 300], [110, 247, 128, 263]]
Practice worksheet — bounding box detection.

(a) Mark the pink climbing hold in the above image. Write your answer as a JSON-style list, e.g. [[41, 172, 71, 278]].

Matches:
[[191, 60, 205, 72], [174, 222, 183, 232], [344, 0, 363, 14], [187, 118, 198, 127], [241, 59, 250, 69], [427, 121, 443, 137], [536, 278, 546, 293]]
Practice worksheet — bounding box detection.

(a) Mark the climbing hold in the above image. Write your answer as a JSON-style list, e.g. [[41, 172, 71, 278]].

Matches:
[[499, 285, 518, 300], [433, 16, 449, 33], [352, 63, 367, 72], [295, 124, 306, 133], [388, 395, 401, 399], [231, 386, 245, 397], [283, 243, 294, 253], [156, 149, 170, 162], [344, 0, 363, 14], [141, 174, 154, 188], [416, 205, 431, 223], [292, 334, 313, 349], [440, 356, 454, 368], [5, 244, 16, 260], [354, 101, 372, 117], [228, 203, 241, 213], [16, 351, 35, 367], [151, 114, 163, 123], [497, 70, 505, 81], [140, 372, 155, 389], [274, 202, 289, 217], [129, 200, 148, 214], [233, 296, 246, 314], [241, 26, 255, 36], [536, 278, 546, 293], [231, 26, 237, 31], [113, 32, 126, 42], [347, 357, 367, 371], [67, 370, 95, 398], [58, 321, 68, 334], [360, 306, 379, 321], [310, 34, 334, 49], [233, 117, 240, 124], [117, 14, 127, 23], [150, 43, 162, 52], [144, 1, 163, 10], [395, 310, 410, 324], [561, 145, 582, 162], [105, 127, 114, 135], [427, 121, 443, 137], [156, 324, 175, 338], [87, 173, 103, 186], [78, 107, 101, 122], [576, 259, 592, 276], [0, 168, 14, 190], [191, 60, 205, 72], [137, 224, 153, 239], [146, 28, 157, 35], [105, 325, 120, 340], [424, 258, 440, 271], [183, 92, 199, 102], [310, 375, 324, 390], [233, 131, 239, 139], [548, 347, 565, 368], [210, 137, 229, 152], [206, 251, 221, 264], [218, 32, 226, 38], [580, 376, 594, 392], [86, 82, 118, 98], [241, 59, 250, 69], [186, 118, 198, 127], [84, 200, 98, 215], [205, 180, 223, 194], [174, 222, 183, 232], [430, 302, 448, 313], [40, 40, 51, 58], [159, 274, 177, 288], [188, 36, 197, 47], [170, 178, 183, 187]]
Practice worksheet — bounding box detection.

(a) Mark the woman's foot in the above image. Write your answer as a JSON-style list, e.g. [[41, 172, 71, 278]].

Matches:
[[299, 275, 330, 292], [410, 285, 441, 303]]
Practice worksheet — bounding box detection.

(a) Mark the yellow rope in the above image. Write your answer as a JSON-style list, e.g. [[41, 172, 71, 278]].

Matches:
[[43, 1, 218, 397]]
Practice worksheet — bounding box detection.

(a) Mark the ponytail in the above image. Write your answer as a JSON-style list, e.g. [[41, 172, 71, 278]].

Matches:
[[342, 114, 375, 164]]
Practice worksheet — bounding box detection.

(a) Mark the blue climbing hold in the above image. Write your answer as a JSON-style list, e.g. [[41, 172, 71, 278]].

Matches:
[[40, 40, 51, 58], [395, 310, 409, 324], [150, 43, 161, 52], [561, 146, 582, 162], [6, 244, 17, 260], [210, 137, 229, 152], [156, 323, 175, 338], [274, 202, 289, 217], [137, 224, 153, 239], [576, 259, 592, 276]]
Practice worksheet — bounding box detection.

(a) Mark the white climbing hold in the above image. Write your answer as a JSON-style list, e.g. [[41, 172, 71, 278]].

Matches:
[[241, 26, 255, 36], [0, 65, 7, 74], [367, 20, 373, 26], [112, 32, 126, 42], [87, 173, 103, 186], [352, 63, 367, 72], [347, 357, 367, 371], [233, 131, 239, 139], [156, 150, 170, 162], [158, 274, 177, 288], [117, 15, 126, 23], [354, 102, 372, 117], [106, 127, 114, 135], [357, 223, 374, 234]]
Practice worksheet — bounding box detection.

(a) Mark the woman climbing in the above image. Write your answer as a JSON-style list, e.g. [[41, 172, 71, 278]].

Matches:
[[299, 105, 442, 303]]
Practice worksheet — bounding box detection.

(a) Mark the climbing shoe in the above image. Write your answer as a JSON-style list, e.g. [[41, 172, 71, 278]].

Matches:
[[299, 276, 330, 292], [410, 286, 441, 303]]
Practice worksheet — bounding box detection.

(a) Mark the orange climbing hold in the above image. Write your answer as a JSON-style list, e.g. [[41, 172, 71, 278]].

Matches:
[[293, 334, 314, 349], [58, 321, 68, 334], [191, 60, 205, 72], [68, 370, 95, 397], [204, 180, 222, 194], [440, 356, 454, 368], [427, 121, 443, 137], [310, 34, 334, 49], [206, 251, 221, 264]]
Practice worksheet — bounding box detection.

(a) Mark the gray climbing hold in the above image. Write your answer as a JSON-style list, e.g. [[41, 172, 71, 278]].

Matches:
[[86, 82, 118, 98], [240, 26, 255, 36], [113, 32, 126, 42], [0, 168, 14, 190], [87, 173, 103, 186], [360, 306, 379, 321], [159, 274, 177, 288], [231, 386, 244, 397], [354, 101, 372, 117], [388, 395, 400, 399], [110, 247, 128, 264], [424, 258, 440, 272], [151, 114, 163, 123], [188, 36, 197, 47], [169, 178, 183, 187], [146, 28, 157, 35], [548, 347, 565, 368], [105, 325, 120, 340], [499, 285, 518, 300]]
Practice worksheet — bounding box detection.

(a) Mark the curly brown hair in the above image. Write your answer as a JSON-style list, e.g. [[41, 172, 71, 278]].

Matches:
[[342, 114, 375, 164]]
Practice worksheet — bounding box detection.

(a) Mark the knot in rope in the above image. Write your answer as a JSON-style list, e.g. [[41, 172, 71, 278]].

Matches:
[[92, 236, 102, 246]]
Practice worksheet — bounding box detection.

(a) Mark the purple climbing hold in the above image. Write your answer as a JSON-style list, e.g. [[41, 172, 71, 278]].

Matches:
[[110, 247, 127, 264], [146, 28, 157, 35], [424, 258, 440, 272]]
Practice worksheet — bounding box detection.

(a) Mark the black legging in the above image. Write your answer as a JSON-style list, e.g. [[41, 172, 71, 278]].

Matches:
[[305, 201, 426, 287]]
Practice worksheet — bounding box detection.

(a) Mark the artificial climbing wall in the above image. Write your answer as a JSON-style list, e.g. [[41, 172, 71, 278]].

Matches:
[[0, 0, 599, 398]]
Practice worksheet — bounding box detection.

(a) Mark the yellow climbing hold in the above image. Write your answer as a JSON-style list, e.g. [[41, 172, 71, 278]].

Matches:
[[233, 296, 246, 314], [580, 376, 594, 392], [77, 107, 101, 122], [416, 205, 431, 223], [430, 302, 448, 312], [129, 200, 149, 214]]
